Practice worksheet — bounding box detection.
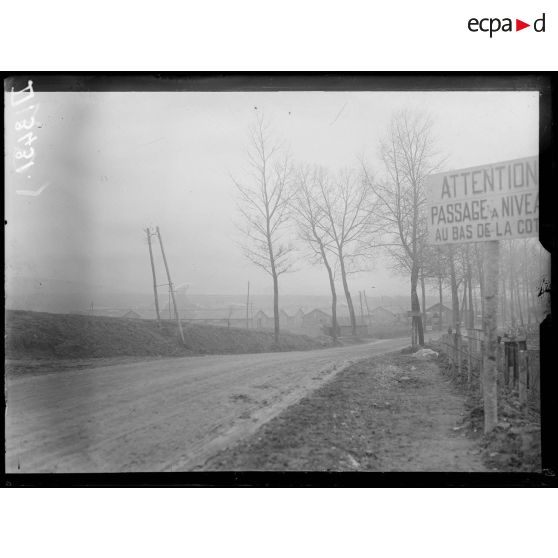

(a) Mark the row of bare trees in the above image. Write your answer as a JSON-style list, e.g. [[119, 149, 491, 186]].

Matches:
[[292, 166, 378, 340], [233, 112, 548, 345], [233, 114, 382, 343], [420, 238, 549, 338]]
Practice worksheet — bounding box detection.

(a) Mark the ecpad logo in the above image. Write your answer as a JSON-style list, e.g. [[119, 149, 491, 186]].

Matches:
[[468, 13, 546, 37]]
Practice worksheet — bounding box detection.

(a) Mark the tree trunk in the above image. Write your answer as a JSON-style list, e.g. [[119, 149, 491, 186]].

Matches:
[[521, 248, 531, 325], [510, 277, 516, 327], [467, 260, 474, 329], [410, 265, 424, 346], [460, 279, 467, 325], [265, 211, 280, 344], [272, 270, 279, 344], [475, 244, 485, 319], [339, 251, 357, 336], [321, 247, 338, 340], [516, 275, 524, 327], [438, 276, 443, 331], [482, 240, 499, 433], [509, 243, 516, 327], [501, 277, 507, 326], [449, 248, 461, 374], [420, 271, 426, 332], [449, 251, 460, 330]]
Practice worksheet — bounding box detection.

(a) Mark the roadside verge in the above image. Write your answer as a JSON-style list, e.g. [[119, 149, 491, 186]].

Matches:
[[201, 352, 487, 471]]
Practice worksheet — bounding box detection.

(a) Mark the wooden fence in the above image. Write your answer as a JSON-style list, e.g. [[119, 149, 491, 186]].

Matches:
[[439, 329, 540, 411]]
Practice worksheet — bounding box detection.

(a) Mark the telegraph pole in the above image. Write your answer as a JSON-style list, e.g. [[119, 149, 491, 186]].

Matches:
[[156, 226, 185, 346], [145, 227, 161, 327], [246, 281, 250, 329]]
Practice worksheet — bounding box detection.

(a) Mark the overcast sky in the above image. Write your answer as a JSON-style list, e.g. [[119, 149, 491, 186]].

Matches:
[[5, 90, 538, 297]]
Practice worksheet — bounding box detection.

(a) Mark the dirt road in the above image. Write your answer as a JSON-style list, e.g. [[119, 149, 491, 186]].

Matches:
[[6, 338, 409, 473]]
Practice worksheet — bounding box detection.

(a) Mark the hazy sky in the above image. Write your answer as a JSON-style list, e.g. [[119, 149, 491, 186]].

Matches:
[[5, 90, 538, 297]]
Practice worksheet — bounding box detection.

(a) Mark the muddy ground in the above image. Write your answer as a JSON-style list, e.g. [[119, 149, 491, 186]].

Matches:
[[202, 353, 489, 471]]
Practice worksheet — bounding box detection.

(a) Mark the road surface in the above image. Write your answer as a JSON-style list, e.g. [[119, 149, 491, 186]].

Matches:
[[6, 338, 409, 473]]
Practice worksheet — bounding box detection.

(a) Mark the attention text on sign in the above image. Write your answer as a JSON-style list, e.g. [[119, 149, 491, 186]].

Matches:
[[425, 156, 539, 245]]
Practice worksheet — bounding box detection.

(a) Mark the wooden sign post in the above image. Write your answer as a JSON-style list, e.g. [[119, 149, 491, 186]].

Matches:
[[482, 240, 499, 432], [426, 156, 539, 434]]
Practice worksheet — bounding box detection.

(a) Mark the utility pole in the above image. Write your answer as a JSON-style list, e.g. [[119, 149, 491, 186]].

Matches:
[[145, 227, 161, 327], [156, 226, 185, 346], [246, 281, 250, 329]]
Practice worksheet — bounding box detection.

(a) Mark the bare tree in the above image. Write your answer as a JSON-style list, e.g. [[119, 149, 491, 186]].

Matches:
[[291, 166, 339, 340], [233, 114, 294, 344], [364, 110, 442, 346], [315, 168, 378, 336]]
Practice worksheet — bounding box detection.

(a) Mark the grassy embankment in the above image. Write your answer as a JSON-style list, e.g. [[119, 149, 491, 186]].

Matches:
[[5, 310, 325, 373]]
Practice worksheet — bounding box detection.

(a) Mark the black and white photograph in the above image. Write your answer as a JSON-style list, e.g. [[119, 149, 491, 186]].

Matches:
[[4, 76, 551, 478]]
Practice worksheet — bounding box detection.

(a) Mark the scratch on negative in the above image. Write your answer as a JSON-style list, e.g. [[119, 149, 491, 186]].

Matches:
[[330, 102, 347, 126]]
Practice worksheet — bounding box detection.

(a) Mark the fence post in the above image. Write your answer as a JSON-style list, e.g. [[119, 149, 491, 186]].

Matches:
[[518, 349, 528, 411]]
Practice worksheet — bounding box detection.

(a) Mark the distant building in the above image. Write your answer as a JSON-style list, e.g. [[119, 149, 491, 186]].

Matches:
[[290, 308, 305, 329], [279, 309, 291, 327], [301, 308, 331, 337], [425, 303, 452, 329], [368, 306, 399, 325], [254, 310, 273, 329]]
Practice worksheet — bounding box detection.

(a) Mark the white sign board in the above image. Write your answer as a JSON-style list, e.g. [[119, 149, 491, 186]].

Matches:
[[426, 156, 539, 245]]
